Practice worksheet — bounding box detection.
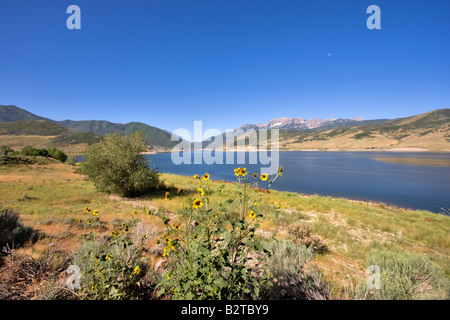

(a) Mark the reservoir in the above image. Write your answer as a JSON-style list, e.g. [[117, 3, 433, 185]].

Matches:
[[147, 151, 450, 214]]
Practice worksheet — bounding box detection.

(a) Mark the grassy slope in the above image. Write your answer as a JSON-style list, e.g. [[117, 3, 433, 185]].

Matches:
[[0, 105, 184, 151], [0, 120, 102, 154], [0, 105, 49, 122], [56, 120, 182, 150], [230, 109, 450, 151], [0, 162, 448, 299], [0, 120, 68, 136]]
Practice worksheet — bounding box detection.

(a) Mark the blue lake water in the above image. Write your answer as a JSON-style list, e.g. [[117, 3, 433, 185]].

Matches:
[[147, 151, 450, 214]]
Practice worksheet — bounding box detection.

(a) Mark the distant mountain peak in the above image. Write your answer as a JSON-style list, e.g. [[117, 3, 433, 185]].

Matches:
[[243, 116, 366, 131]]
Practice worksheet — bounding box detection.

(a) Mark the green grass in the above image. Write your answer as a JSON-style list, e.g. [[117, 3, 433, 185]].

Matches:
[[1, 162, 449, 299], [0, 120, 68, 136], [158, 173, 449, 275]]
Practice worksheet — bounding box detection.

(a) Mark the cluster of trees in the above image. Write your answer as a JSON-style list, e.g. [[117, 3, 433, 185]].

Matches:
[[0, 145, 68, 162]]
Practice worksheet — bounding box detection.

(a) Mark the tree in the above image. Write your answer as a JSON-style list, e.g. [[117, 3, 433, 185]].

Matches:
[[20, 146, 37, 156], [32, 149, 50, 157], [0, 146, 15, 156], [48, 147, 67, 162], [79, 130, 160, 197]]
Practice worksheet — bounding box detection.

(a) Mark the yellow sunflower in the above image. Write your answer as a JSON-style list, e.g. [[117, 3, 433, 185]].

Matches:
[[192, 198, 203, 209], [172, 223, 181, 231], [203, 173, 210, 181], [260, 174, 268, 181], [249, 210, 256, 219]]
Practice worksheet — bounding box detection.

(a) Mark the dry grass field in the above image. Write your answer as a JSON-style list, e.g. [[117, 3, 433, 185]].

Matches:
[[1, 159, 448, 299]]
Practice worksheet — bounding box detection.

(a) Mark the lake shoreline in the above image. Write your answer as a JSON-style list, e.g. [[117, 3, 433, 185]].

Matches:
[[150, 147, 450, 154], [162, 171, 428, 213], [148, 150, 450, 214]]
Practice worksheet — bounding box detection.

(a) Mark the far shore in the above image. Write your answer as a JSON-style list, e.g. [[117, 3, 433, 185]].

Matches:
[[146, 147, 450, 154]]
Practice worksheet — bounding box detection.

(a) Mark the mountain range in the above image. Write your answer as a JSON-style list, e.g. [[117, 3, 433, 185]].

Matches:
[[241, 116, 390, 131], [224, 109, 450, 151], [0, 105, 186, 151], [0, 104, 449, 153]]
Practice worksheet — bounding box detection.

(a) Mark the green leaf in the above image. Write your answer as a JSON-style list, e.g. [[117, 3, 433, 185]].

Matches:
[[156, 287, 165, 297], [185, 292, 195, 299], [214, 277, 228, 288]]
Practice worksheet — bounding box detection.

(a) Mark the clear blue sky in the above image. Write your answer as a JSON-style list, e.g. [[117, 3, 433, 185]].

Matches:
[[1, 0, 449, 135]]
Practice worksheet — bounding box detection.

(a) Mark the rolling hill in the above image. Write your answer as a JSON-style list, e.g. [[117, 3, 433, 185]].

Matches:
[[56, 120, 185, 150], [1, 105, 448, 153], [213, 109, 450, 152], [0, 119, 102, 153], [0, 105, 50, 122], [0, 105, 188, 152]]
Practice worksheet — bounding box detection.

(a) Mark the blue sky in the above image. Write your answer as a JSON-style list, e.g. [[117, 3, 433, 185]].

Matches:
[[0, 0, 449, 135]]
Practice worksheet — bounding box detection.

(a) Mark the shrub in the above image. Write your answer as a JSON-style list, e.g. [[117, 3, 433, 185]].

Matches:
[[356, 250, 450, 300], [48, 147, 68, 162], [0, 246, 72, 300], [0, 205, 41, 253], [20, 146, 37, 156], [32, 148, 50, 157], [18, 146, 67, 162], [288, 223, 328, 254], [73, 223, 150, 300], [155, 167, 283, 300], [0, 145, 16, 156], [260, 239, 331, 300], [79, 131, 160, 197]]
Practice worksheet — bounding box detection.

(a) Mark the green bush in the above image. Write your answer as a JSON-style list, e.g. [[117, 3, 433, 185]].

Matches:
[[356, 250, 450, 300], [32, 148, 50, 157], [79, 131, 160, 197], [260, 239, 331, 300], [19, 146, 67, 162], [155, 168, 284, 300], [48, 147, 68, 162], [0, 205, 41, 253], [0, 146, 17, 156], [73, 223, 149, 300], [20, 146, 37, 156]]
